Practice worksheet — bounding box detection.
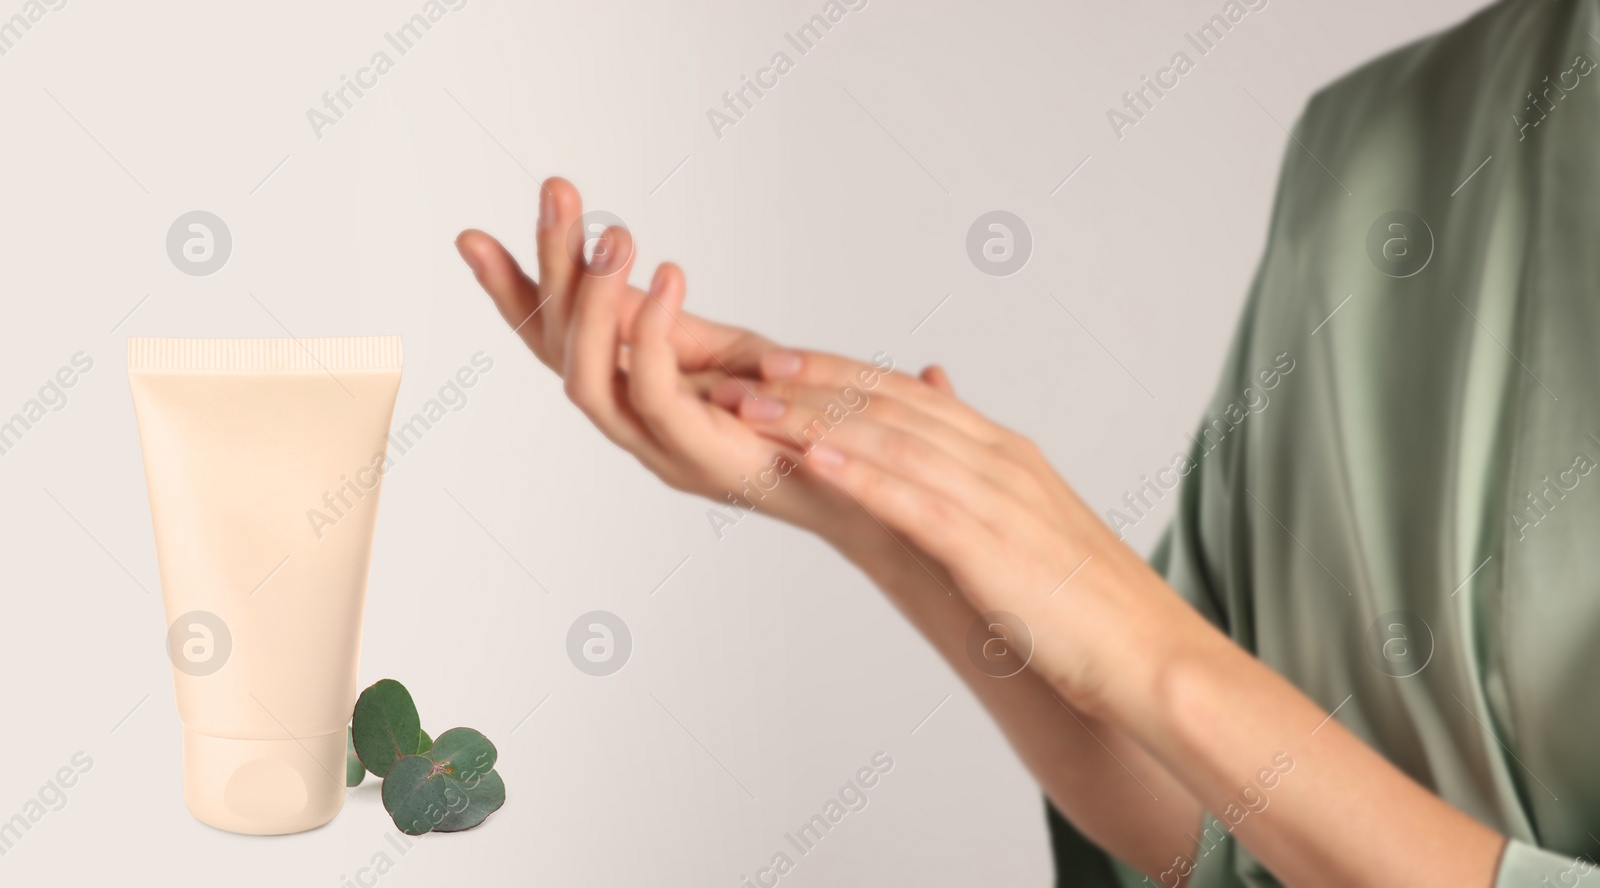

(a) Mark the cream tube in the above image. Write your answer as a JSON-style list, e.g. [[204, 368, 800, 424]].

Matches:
[[128, 337, 402, 835]]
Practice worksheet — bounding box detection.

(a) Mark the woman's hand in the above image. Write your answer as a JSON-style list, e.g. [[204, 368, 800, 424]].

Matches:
[[715, 347, 1209, 715], [723, 349, 1511, 887], [456, 178, 925, 552], [455, 177, 770, 380]]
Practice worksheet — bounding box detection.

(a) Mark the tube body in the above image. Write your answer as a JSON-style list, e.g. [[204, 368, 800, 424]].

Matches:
[[128, 336, 402, 835]]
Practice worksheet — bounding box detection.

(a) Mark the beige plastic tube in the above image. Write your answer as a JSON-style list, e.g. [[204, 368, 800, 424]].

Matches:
[[128, 337, 402, 835]]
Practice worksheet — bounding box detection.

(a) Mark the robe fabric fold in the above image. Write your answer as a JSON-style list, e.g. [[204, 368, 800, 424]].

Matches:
[[1051, 2, 1600, 883]]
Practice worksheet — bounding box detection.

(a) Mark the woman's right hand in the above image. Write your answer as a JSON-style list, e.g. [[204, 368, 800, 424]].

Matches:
[[454, 177, 768, 381], [455, 177, 891, 546]]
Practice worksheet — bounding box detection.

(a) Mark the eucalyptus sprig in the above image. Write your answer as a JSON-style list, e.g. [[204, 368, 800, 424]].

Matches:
[[345, 679, 506, 835]]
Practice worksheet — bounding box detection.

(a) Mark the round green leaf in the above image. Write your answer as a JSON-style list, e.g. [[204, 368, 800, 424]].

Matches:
[[353, 679, 421, 778], [345, 727, 365, 788], [418, 728, 432, 755], [428, 727, 497, 783], [382, 755, 449, 836], [434, 769, 506, 833]]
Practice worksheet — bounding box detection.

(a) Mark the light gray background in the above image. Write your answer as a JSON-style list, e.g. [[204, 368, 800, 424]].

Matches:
[[0, 0, 1480, 884]]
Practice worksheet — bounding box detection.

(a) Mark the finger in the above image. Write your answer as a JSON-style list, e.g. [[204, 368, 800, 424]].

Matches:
[[629, 266, 788, 495], [627, 263, 714, 453], [616, 292, 773, 381], [803, 442, 989, 564], [536, 177, 584, 349], [730, 381, 1042, 518], [660, 317, 772, 378], [456, 229, 551, 358], [686, 369, 737, 402], [800, 410, 1011, 526], [920, 364, 953, 395], [622, 305, 772, 399], [764, 351, 1067, 504], [562, 226, 652, 451], [759, 349, 1001, 444], [707, 376, 747, 411]]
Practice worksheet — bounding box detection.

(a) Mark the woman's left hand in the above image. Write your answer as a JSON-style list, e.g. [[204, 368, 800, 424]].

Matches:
[[713, 347, 1208, 716]]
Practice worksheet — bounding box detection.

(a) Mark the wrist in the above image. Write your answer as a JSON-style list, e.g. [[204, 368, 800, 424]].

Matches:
[[1098, 599, 1243, 740], [1035, 556, 1227, 726]]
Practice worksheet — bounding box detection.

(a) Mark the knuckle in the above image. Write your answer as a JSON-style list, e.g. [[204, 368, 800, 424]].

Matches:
[[850, 463, 885, 501], [625, 391, 654, 424], [765, 379, 801, 404], [624, 376, 655, 415], [919, 496, 975, 552], [562, 375, 592, 411], [726, 330, 766, 361], [918, 490, 953, 527], [789, 414, 832, 450], [859, 393, 899, 423], [995, 459, 1037, 499], [995, 430, 1041, 464], [800, 354, 849, 387], [878, 429, 927, 472]]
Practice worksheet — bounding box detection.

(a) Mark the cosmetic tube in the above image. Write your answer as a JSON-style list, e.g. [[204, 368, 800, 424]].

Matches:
[[128, 337, 402, 835]]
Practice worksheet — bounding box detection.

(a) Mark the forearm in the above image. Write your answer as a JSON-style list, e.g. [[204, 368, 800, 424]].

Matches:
[[706, 352, 1510, 886], [831, 520, 1204, 879], [1075, 574, 1506, 887]]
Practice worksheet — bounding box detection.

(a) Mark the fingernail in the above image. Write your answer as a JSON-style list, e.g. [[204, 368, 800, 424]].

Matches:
[[763, 351, 803, 379], [538, 187, 555, 231], [649, 264, 667, 296], [808, 444, 845, 468], [589, 232, 614, 274], [740, 396, 786, 421]]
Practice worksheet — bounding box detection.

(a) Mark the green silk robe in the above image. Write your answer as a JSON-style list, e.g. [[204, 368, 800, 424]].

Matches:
[[1050, 2, 1600, 884]]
